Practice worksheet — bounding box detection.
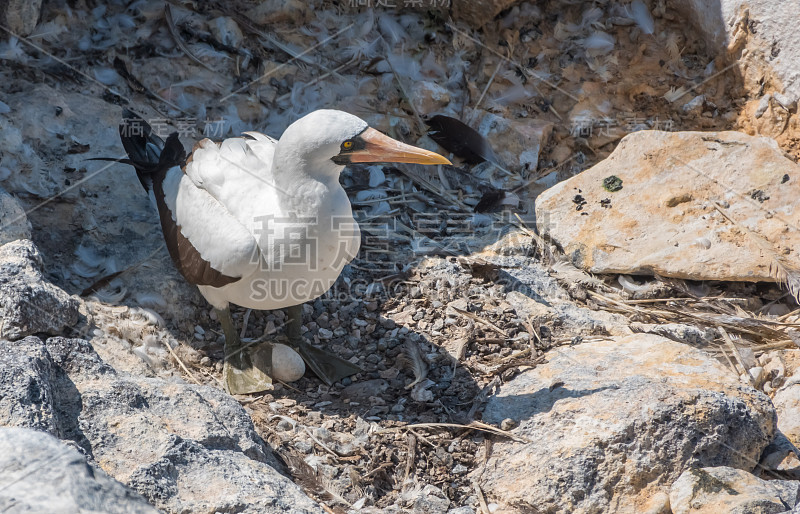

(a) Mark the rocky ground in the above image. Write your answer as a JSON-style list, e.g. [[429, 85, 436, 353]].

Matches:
[[2, 0, 800, 513]]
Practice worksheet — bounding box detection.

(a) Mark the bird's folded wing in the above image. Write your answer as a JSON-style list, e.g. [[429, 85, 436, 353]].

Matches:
[[184, 136, 276, 203], [160, 168, 261, 286]]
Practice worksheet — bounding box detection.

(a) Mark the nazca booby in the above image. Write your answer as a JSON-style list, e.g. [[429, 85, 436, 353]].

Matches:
[[110, 109, 450, 394]]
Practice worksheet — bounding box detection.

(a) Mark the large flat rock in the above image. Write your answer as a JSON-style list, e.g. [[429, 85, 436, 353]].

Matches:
[[474, 334, 776, 513], [535, 130, 798, 282]]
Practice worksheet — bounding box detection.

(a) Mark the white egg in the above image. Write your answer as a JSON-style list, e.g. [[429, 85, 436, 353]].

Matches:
[[271, 344, 305, 383]]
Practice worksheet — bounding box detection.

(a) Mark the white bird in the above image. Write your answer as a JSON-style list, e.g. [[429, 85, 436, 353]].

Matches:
[[107, 109, 450, 394]]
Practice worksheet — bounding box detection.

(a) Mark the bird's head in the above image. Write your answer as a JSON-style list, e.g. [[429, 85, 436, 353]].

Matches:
[[276, 110, 450, 177]]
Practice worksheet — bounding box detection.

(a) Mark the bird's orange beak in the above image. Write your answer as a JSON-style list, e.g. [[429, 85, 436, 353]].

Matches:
[[349, 128, 451, 165]]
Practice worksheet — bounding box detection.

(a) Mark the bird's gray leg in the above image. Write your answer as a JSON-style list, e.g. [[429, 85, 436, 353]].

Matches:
[[286, 304, 302, 342], [285, 304, 361, 386], [218, 306, 273, 395]]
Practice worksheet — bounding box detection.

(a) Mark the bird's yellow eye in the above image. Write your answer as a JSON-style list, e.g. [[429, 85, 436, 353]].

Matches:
[[343, 140, 354, 150]]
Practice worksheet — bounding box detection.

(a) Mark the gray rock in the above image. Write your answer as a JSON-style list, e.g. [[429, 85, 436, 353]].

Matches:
[[0, 0, 42, 36], [408, 484, 451, 514], [0, 187, 30, 245], [474, 334, 776, 512], [0, 335, 323, 514], [669, 466, 800, 514], [0, 427, 157, 513], [773, 383, 800, 450], [0, 239, 80, 340], [342, 378, 389, 401], [0, 337, 60, 435]]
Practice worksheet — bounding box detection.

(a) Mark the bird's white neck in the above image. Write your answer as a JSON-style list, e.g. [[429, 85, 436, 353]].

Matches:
[[273, 148, 345, 216]]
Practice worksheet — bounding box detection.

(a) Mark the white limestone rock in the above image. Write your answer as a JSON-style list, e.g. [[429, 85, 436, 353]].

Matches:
[[535, 130, 799, 283]]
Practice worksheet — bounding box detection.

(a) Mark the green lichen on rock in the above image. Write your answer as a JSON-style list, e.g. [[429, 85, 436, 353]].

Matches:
[[602, 175, 623, 192]]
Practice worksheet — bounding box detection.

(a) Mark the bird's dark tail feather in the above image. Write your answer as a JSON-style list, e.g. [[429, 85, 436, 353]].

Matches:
[[89, 109, 186, 192]]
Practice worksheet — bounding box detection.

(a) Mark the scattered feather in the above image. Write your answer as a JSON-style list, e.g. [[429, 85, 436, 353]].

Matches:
[[188, 43, 232, 62], [664, 32, 682, 62], [474, 190, 519, 213], [28, 19, 67, 42], [130, 307, 166, 327], [617, 275, 650, 293], [135, 292, 167, 310], [551, 260, 604, 288], [664, 86, 689, 103], [282, 451, 350, 507], [628, 0, 655, 35], [93, 67, 120, 85], [91, 283, 127, 303], [344, 37, 380, 61], [581, 7, 605, 30], [0, 37, 27, 61], [378, 13, 406, 46], [368, 166, 386, 187], [369, 201, 392, 216], [587, 57, 614, 82], [410, 379, 435, 402], [582, 31, 615, 56], [425, 115, 498, 165], [400, 340, 429, 390], [355, 189, 387, 202], [492, 84, 533, 106], [386, 52, 421, 82]]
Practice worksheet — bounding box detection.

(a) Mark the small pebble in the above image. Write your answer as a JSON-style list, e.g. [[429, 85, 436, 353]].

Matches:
[[452, 463, 468, 475], [294, 441, 313, 454], [500, 418, 517, 430], [276, 419, 294, 432]]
